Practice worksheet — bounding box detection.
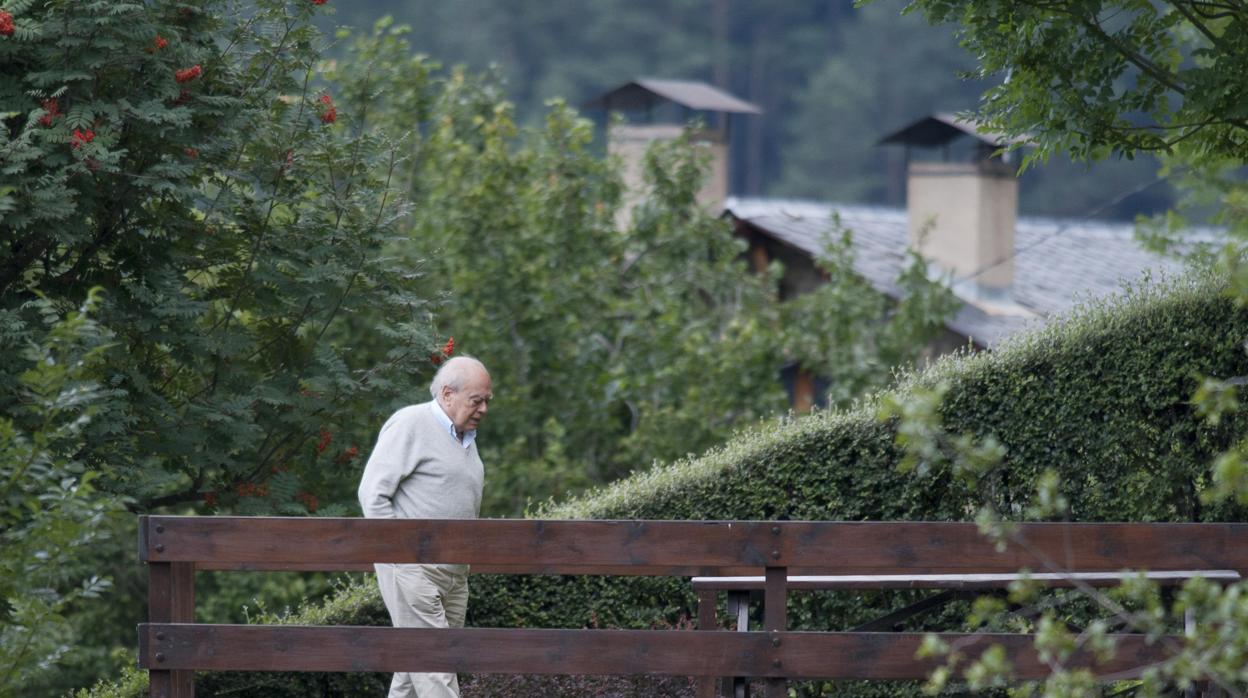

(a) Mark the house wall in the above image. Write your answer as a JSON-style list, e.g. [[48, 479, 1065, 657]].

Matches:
[[738, 226, 825, 301], [735, 219, 983, 410]]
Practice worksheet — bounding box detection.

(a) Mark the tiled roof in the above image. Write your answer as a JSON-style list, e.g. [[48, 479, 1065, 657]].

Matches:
[[584, 78, 762, 114], [725, 197, 1191, 348]]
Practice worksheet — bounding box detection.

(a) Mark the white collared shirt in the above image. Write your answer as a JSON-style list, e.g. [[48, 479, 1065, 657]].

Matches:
[[432, 399, 476, 449]]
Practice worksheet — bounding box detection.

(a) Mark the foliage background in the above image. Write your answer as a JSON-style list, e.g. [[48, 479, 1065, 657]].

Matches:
[[323, 0, 1177, 221], [325, 21, 960, 516], [1, 2, 961, 694]]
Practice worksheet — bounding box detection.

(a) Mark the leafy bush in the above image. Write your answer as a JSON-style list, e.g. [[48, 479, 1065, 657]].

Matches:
[[0, 291, 127, 696]]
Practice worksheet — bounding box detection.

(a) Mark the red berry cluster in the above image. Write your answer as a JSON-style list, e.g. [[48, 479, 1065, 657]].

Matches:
[[317, 94, 336, 124], [430, 336, 455, 365], [38, 99, 60, 127], [297, 491, 320, 512], [71, 129, 94, 149], [315, 428, 333, 454], [152, 35, 168, 51], [0, 11, 14, 37], [334, 445, 360, 465], [175, 64, 202, 83], [235, 482, 269, 497]]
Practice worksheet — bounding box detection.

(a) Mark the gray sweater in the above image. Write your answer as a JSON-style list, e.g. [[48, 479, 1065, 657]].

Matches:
[[357, 401, 484, 525]]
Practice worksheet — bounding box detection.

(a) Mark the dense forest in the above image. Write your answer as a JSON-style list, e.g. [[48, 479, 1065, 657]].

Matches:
[[322, 0, 1174, 220]]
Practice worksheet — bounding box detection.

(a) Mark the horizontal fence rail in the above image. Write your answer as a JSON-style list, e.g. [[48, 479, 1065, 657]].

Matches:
[[692, 570, 1244, 591], [141, 517, 1248, 573], [137, 516, 1248, 698], [138, 625, 1172, 680]]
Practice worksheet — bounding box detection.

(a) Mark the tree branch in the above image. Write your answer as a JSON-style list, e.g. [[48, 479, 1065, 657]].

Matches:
[[1168, 1, 1228, 51], [1081, 15, 1187, 96]]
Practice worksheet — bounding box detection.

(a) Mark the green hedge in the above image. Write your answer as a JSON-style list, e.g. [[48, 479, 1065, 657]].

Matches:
[[85, 272, 1248, 697]]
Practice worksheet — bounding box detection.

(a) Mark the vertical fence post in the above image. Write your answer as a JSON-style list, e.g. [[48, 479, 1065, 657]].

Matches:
[[727, 590, 751, 698], [763, 565, 787, 698], [695, 589, 719, 698], [143, 517, 195, 698]]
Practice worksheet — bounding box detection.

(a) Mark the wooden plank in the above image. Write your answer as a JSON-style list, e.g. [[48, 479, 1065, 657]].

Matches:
[[141, 517, 1248, 574], [144, 518, 788, 567], [763, 567, 787, 697], [192, 561, 774, 577], [147, 562, 171, 698], [727, 593, 749, 698], [138, 624, 1178, 680], [696, 590, 719, 698], [196, 565, 1245, 584], [146, 562, 195, 698], [692, 570, 1243, 591]]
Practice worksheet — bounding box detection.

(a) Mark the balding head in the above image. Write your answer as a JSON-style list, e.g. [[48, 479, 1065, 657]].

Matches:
[[431, 356, 492, 437], [430, 356, 489, 398]]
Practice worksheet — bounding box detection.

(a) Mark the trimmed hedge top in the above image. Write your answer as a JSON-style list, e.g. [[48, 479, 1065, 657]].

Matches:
[[538, 270, 1248, 525]]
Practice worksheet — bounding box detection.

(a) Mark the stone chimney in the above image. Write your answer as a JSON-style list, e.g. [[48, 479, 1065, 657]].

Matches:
[[879, 114, 1023, 300], [608, 123, 729, 222], [585, 78, 760, 227]]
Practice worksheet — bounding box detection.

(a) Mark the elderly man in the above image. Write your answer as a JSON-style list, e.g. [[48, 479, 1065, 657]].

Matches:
[[358, 356, 492, 698]]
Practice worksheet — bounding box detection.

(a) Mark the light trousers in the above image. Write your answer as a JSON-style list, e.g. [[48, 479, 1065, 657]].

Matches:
[[375, 563, 470, 698]]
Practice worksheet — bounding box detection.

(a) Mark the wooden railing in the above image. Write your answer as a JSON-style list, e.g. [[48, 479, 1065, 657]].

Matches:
[[137, 517, 1248, 698]]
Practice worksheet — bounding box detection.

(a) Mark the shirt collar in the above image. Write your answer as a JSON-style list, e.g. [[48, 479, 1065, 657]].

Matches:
[[431, 400, 476, 449]]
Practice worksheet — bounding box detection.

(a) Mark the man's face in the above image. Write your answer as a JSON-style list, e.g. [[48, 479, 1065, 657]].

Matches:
[[440, 367, 492, 436]]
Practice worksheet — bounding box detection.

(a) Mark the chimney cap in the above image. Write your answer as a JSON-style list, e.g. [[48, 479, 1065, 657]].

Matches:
[[584, 78, 762, 115], [877, 112, 1028, 149]]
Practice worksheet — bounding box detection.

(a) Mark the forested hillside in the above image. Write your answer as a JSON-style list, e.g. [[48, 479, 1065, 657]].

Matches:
[[322, 0, 1174, 220]]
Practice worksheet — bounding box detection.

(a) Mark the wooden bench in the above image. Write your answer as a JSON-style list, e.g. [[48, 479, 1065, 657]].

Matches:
[[137, 518, 1248, 698], [693, 570, 1242, 697]]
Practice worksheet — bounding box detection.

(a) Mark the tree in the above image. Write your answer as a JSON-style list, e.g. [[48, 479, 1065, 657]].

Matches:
[[327, 20, 964, 515], [1, 3, 432, 688], [776, 0, 1174, 219], [0, 0, 433, 514], [889, 0, 1248, 519], [776, 1, 982, 203], [873, 1, 1248, 693], [894, 0, 1247, 233], [327, 23, 788, 513]]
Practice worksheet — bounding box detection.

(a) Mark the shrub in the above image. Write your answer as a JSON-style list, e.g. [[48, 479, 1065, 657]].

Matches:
[[0, 291, 127, 696]]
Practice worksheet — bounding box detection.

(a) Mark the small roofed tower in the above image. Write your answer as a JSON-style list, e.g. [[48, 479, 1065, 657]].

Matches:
[[879, 114, 1026, 301], [585, 78, 760, 228]]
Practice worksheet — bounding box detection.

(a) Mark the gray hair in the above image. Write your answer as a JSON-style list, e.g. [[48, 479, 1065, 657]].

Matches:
[[429, 355, 487, 398]]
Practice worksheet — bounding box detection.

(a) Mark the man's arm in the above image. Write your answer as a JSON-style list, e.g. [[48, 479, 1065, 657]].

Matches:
[[357, 409, 420, 518]]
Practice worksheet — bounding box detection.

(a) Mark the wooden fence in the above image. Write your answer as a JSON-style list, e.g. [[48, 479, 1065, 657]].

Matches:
[[137, 517, 1248, 698]]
